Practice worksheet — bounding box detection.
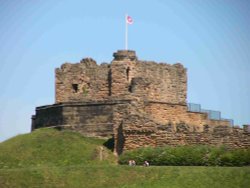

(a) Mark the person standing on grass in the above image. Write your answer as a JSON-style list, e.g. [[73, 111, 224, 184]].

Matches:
[[132, 160, 136, 166], [144, 161, 149, 167], [129, 160, 133, 166], [129, 160, 136, 166]]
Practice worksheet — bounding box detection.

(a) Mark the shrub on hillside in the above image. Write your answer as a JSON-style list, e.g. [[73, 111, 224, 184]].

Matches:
[[119, 145, 250, 166]]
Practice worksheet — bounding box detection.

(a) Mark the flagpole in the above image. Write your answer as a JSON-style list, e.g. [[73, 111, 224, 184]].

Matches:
[[125, 14, 128, 50]]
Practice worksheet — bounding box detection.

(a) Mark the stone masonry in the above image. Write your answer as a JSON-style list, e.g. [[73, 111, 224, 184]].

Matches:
[[32, 50, 250, 155]]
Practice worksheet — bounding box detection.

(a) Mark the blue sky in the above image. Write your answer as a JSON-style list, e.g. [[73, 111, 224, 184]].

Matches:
[[0, 0, 249, 142]]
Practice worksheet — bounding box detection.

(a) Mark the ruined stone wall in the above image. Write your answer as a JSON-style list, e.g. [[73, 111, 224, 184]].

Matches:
[[109, 61, 134, 99], [55, 50, 187, 105], [131, 62, 187, 104], [109, 58, 187, 104], [112, 102, 132, 155], [55, 58, 110, 103], [33, 100, 250, 155], [120, 113, 250, 152], [144, 102, 231, 127]]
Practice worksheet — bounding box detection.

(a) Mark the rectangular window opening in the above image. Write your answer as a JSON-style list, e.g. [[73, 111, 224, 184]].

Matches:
[[72, 84, 79, 93]]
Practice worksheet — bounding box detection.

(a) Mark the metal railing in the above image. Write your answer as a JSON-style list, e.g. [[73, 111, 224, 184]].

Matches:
[[188, 103, 234, 125]]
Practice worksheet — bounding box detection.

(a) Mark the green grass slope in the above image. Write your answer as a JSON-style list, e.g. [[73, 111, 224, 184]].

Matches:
[[0, 128, 116, 168], [0, 128, 249, 188], [1, 165, 249, 188]]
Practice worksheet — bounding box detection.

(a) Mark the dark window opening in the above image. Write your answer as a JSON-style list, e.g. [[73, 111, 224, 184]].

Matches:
[[72, 84, 79, 93], [126, 67, 130, 81], [128, 84, 132, 93]]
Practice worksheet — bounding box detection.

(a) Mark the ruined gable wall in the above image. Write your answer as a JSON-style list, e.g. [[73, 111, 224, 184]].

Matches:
[[55, 58, 110, 103]]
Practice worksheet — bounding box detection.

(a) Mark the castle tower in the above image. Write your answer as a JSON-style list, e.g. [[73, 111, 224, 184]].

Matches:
[[32, 50, 246, 156]]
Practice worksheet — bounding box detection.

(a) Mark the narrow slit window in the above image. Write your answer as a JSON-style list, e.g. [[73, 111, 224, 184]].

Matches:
[[126, 67, 130, 81]]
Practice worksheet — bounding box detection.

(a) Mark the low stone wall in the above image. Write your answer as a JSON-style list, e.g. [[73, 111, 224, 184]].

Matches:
[[32, 104, 63, 130], [32, 101, 127, 138], [120, 114, 250, 152], [32, 100, 250, 154]]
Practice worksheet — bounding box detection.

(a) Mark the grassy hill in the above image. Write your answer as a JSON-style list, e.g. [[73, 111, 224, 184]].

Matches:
[[0, 128, 116, 168], [0, 128, 249, 188]]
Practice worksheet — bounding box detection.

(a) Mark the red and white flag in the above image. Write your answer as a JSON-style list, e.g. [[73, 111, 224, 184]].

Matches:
[[126, 15, 133, 24], [125, 15, 133, 50]]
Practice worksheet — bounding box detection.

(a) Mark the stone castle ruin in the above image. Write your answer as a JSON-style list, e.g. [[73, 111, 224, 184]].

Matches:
[[32, 50, 250, 155]]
